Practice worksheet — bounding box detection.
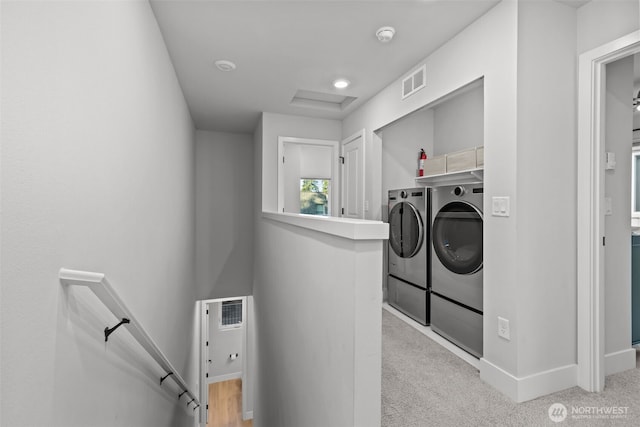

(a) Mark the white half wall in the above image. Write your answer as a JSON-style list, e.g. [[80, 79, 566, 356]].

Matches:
[[253, 218, 384, 427], [1, 1, 197, 426], [196, 130, 254, 299], [253, 112, 384, 426]]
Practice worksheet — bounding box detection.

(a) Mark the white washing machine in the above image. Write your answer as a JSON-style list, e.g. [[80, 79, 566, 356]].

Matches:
[[430, 183, 483, 357], [387, 187, 430, 325]]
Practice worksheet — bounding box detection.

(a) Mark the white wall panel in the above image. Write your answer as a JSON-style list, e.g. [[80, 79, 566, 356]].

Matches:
[[196, 130, 254, 299], [1, 2, 197, 425]]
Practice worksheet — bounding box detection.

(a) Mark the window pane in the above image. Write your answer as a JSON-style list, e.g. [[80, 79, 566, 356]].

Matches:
[[300, 179, 330, 216]]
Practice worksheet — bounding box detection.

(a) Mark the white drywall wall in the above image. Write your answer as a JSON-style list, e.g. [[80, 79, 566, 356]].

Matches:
[[433, 84, 484, 156], [604, 56, 633, 356], [260, 113, 342, 213], [344, 0, 520, 377], [1, 2, 197, 426], [514, 0, 577, 377], [379, 108, 434, 208], [343, 0, 637, 400], [577, 0, 640, 54], [195, 130, 254, 300], [379, 83, 483, 200], [253, 220, 383, 427]]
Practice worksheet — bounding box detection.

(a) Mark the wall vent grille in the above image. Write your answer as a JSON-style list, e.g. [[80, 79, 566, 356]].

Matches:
[[401, 65, 426, 99], [220, 299, 243, 328]]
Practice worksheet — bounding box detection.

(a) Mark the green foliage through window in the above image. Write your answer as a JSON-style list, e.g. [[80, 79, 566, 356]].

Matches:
[[300, 179, 330, 215]]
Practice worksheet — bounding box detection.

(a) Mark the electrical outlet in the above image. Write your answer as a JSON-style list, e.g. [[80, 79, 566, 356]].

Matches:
[[498, 316, 510, 341]]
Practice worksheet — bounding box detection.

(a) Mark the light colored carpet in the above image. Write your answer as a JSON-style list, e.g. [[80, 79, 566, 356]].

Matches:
[[382, 309, 640, 426]]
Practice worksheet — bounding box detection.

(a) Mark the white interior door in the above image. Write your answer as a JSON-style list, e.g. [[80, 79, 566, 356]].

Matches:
[[341, 130, 365, 219]]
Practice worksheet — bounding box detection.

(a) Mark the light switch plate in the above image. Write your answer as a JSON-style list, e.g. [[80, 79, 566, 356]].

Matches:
[[492, 196, 510, 217], [605, 152, 616, 170], [604, 197, 613, 216]]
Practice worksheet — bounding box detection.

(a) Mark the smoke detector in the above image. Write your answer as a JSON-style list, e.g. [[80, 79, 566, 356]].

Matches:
[[214, 60, 236, 72], [376, 26, 395, 43]]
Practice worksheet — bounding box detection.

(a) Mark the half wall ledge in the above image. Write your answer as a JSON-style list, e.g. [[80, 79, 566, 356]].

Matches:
[[262, 211, 389, 240]]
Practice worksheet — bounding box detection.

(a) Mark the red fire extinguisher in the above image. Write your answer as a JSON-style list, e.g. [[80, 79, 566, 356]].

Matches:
[[418, 149, 427, 176]]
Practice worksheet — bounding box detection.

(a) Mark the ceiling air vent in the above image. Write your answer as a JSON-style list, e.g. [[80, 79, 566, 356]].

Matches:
[[402, 65, 426, 99]]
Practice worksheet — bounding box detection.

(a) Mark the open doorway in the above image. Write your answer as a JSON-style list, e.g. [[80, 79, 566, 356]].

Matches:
[[577, 31, 640, 392], [199, 297, 253, 426], [207, 379, 252, 427], [601, 51, 639, 378]]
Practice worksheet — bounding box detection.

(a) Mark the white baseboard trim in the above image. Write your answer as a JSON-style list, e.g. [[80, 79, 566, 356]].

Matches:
[[480, 358, 577, 403], [207, 371, 242, 384], [479, 358, 518, 400], [605, 348, 636, 375]]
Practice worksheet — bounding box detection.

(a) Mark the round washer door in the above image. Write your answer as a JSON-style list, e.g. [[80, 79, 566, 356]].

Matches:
[[388, 202, 424, 258], [432, 201, 483, 274]]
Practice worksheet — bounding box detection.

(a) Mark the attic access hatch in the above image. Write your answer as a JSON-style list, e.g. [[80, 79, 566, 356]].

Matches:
[[290, 89, 357, 112]]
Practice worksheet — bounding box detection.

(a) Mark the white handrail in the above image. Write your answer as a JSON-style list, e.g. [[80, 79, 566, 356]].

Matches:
[[59, 268, 200, 412]]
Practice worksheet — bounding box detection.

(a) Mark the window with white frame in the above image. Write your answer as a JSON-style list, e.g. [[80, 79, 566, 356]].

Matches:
[[277, 137, 339, 216], [300, 178, 330, 216]]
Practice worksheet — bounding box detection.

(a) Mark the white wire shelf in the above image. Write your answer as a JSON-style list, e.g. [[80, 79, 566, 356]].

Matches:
[[414, 167, 484, 187]]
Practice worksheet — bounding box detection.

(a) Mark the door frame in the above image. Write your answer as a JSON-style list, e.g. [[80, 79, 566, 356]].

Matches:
[[199, 296, 251, 425], [577, 30, 640, 392], [340, 129, 366, 219], [277, 136, 340, 215]]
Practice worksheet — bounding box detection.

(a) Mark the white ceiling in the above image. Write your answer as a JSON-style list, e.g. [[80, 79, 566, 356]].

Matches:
[[149, 0, 504, 134]]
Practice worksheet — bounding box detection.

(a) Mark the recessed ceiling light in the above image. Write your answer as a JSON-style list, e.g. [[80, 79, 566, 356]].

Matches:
[[333, 78, 350, 89], [214, 59, 236, 72], [376, 26, 396, 43]]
